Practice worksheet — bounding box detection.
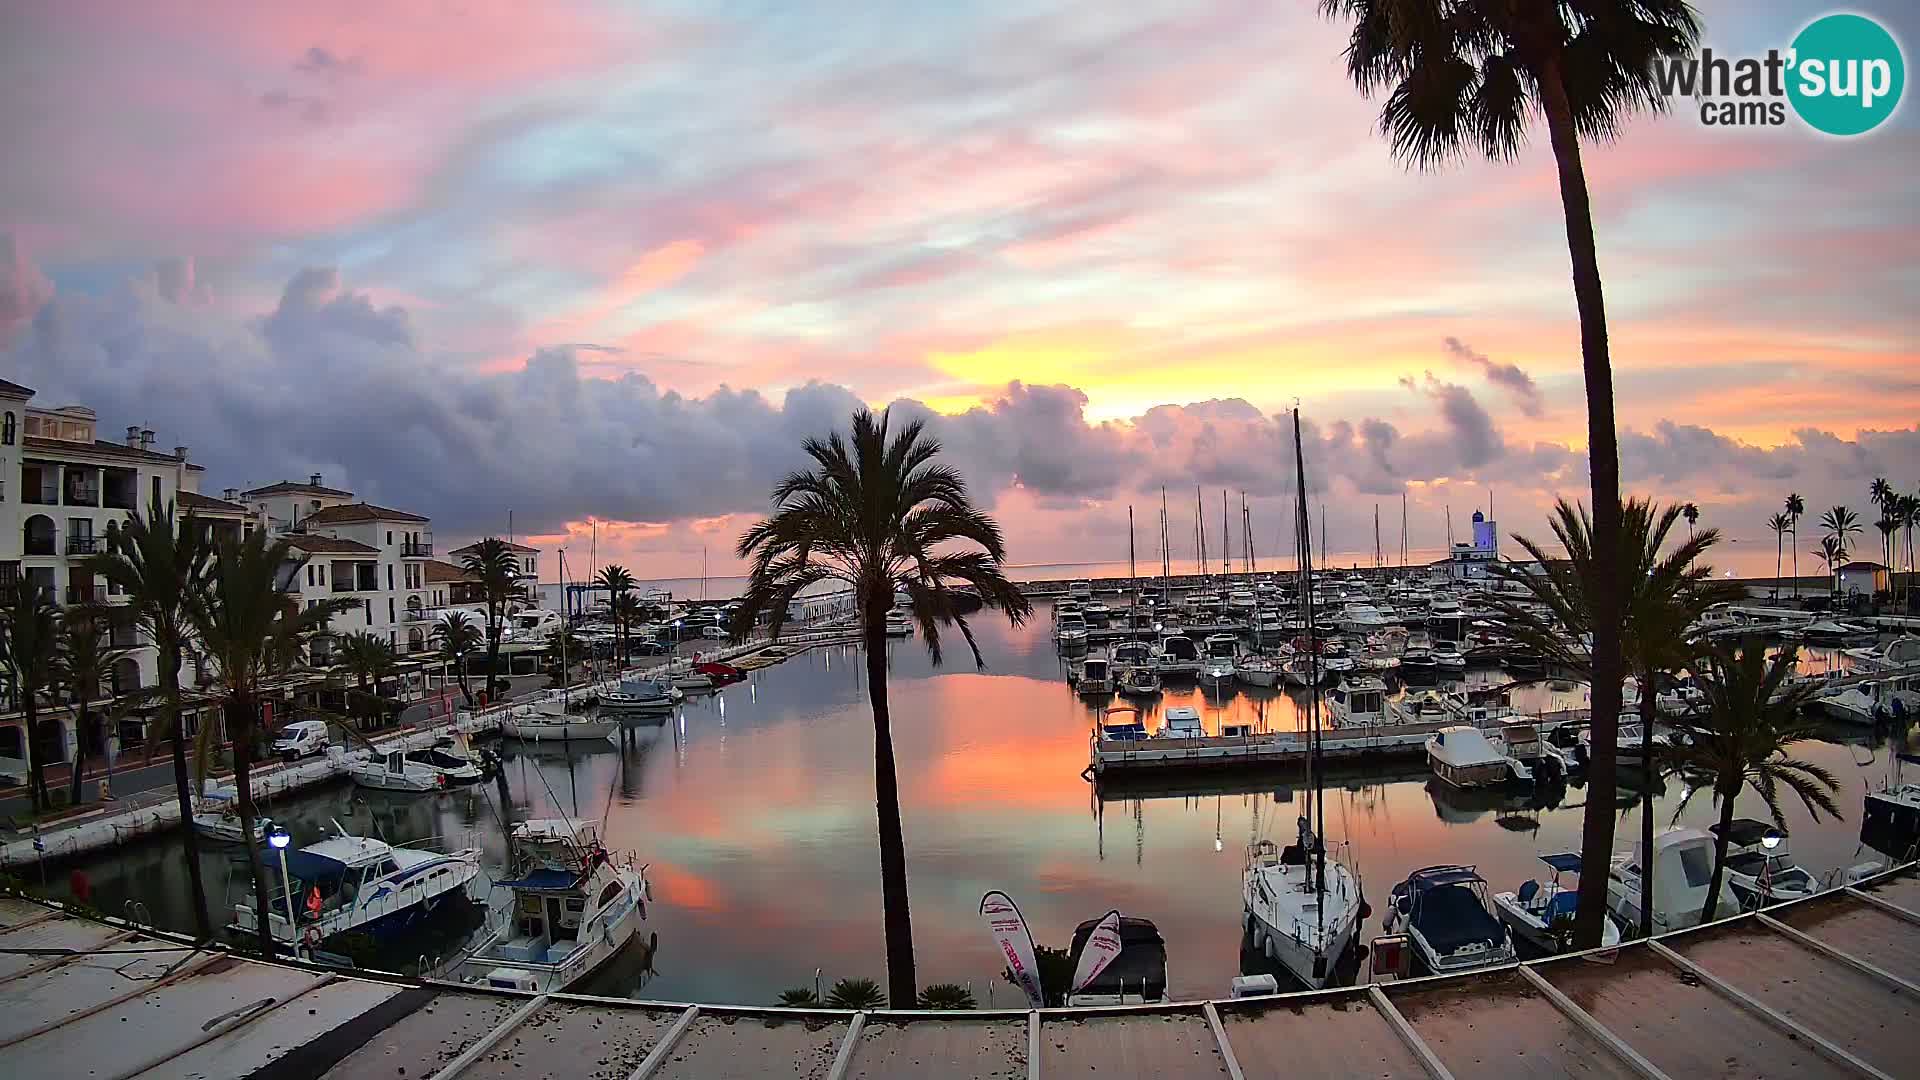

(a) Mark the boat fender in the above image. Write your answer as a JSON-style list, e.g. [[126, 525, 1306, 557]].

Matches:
[[303, 926, 322, 949], [1358, 899, 1372, 920]]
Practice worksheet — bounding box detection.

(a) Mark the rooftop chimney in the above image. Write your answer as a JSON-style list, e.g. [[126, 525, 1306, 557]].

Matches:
[[125, 425, 140, 447], [139, 428, 155, 451], [174, 445, 189, 462], [310, 472, 323, 487]]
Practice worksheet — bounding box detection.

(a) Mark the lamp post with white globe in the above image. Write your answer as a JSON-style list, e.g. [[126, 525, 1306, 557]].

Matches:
[[267, 826, 296, 950]]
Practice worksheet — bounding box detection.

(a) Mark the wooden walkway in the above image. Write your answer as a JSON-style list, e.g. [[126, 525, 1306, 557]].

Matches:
[[2, 864, 1916, 1078]]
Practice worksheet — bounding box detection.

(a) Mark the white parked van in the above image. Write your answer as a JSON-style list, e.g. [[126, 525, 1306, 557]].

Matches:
[[272, 720, 331, 760]]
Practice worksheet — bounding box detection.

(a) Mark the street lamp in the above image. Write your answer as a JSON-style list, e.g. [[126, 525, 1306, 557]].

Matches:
[[268, 826, 297, 950], [1759, 828, 1783, 906]]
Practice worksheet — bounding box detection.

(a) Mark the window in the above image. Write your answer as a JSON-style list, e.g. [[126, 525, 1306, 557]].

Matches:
[[307, 565, 314, 587], [387, 564, 393, 590], [597, 881, 624, 907], [1, 411, 13, 445], [151, 475, 160, 507], [386, 530, 393, 545], [319, 564, 326, 585], [387, 597, 395, 624], [1678, 844, 1715, 887]]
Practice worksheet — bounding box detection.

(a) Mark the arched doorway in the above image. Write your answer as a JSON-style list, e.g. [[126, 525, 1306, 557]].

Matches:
[[24, 514, 55, 556], [33, 718, 67, 764], [110, 657, 142, 696], [407, 627, 426, 654]]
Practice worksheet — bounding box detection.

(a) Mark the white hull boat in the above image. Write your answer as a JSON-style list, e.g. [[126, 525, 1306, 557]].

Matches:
[[234, 825, 481, 947], [1607, 827, 1730, 934], [1234, 656, 1281, 687], [1492, 853, 1621, 954], [349, 750, 449, 793], [192, 792, 277, 845], [1384, 865, 1516, 976], [1816, 675, 1919, 725], [1712, 819, 1818, 909], [503, 701, 618, 743], [1076, 657, 1116, 696], [1243, 835, 1364, 990], [603, 677, 683, 712]]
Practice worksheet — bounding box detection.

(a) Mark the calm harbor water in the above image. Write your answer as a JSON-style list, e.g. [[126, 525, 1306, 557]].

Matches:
[[49, 606, 1913, 1004]]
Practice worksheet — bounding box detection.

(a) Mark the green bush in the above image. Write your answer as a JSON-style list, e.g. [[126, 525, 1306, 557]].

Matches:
[[824, 977, 886, 1010], [916, 983, 977, 1010]]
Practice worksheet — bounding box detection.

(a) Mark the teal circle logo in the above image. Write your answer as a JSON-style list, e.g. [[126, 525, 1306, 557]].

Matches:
[[1787, 13, 1904, 135]]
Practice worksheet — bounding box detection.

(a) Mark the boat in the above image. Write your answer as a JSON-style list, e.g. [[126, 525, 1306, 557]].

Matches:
[[667, 659, 715, 690], [1843, 635, 1920, 670], [1426, 726, 1524, 789], [234, 824, 481, 947], [1200, 658, 1236, 689], [1282, 653, 1327, 688], [449, 818, 649, 994], [1152, 634, 1200, 676], [1326, 675, 1389, 728], [1581, 721, 1674, 769], [1391, 689, 1460, 727], [502, 700, 618, 743], [1252, 609, 1290, 644], [1862, 753, 1920, 859], [1117, 664, 1162, 698], [600, 676, 683, 713], [1077, 656, 1116, 696], [1709, 819, 1817, 908], [1383, 865, 1516, 976], [1065, 916, 1167, 1006], [1203, 633, 1241, 660], [1098, 705, 1149, 742], [1337, 603, 1394, 635], [1158, 705, 1204, 738], [192, 791, 278, 845], [1430, 638, 1466, 671], [1067, 580, 1094, 600], [348, 749, 451, 793], [1243, 830, 1365, 990], [1606, 827, 1729, 934], [884, 610, 915, 638], [1815, 674, 1919, 725], [1491, 854, 1621, 954], [404, 737, 487, 785], [1234, 655, 1282, 687], [1055, 613, 1089, 648], [1788, 619, 1879, 646]]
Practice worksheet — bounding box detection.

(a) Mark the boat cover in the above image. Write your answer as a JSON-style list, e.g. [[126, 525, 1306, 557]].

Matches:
[[1538, 853, 1583, 874], [1413, 884, 1505, 953]]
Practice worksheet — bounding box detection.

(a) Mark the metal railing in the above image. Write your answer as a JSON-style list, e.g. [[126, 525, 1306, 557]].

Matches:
[[402, 540, 433, 557], [66, 535, 103, 555]]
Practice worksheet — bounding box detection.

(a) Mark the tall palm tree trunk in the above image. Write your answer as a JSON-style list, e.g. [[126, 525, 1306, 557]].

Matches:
[[864, 592, 916, 1006], [162, 654, 213, 938], [1701, 775, 1738, 924], [1539, 53, 1626, 951], [1790, 526, 1798, 599], [1637, 669, 1658, 938], [1774, 531, 1783, 601], [25, 698, 46, 812], [227, 694, 276, 954], [69, 705, 91, 807]]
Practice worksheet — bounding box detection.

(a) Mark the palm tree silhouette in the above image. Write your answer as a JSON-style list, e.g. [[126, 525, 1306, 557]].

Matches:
[[1765, 512, 1791, 602], [1785, 493, 1805, 599], [1317, 0, 1701, 949], [733, 408, 1032, 1004], [459, 539, 521, 701]]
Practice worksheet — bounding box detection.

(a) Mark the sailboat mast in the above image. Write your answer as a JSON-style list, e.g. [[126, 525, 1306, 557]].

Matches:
[[557, 548, 570, 706], [1242, 493, 1255, 576], [1291, 408, 1326, 900], [1159, 487, 1171, 604], [1221, 489, 1230, 581], [1195, 486, 1206, 581]]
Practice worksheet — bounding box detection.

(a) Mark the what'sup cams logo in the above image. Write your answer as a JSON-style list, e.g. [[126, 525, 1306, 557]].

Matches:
[[1656, 12, 1905, 135]]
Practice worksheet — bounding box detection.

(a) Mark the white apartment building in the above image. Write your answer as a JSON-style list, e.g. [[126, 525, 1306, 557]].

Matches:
[[1, 379, 224, 773], [239, 481, 437, 659]]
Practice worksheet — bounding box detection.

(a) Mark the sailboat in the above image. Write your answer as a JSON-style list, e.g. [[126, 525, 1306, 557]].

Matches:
[[1242, 408, 1366, 990]]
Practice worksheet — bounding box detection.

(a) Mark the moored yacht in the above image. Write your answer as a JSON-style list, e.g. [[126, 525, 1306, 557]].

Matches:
[[1491, 853, 1621, 954], [1158, 705, 1204, 738], [1153, 634, 1201, 676], [1383, 865, 1516, 976], [503, 700, 618, 743], [235, 825, 481, 947], [601, 676, 682, 713], [450, 818, 649, 994], [1607, 827, 1728, 934], [1077, 656, 1116, 696], [1709, 819, 1817, 907], [1234, 654, 1282, 687], [1815, 674, 1919, 725], [349, 749, 453, 793], [1326, 675, 1388, 728], [192, 790, 278, 845], [1117, 664, 1162, 698], [1242, 828, 1365, 990]]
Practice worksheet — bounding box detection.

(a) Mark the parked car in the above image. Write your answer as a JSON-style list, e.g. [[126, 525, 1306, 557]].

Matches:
[[272, 720, 331, 760]]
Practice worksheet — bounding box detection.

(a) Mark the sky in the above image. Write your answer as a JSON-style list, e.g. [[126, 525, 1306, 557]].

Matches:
[[3, 0, 1917, 579]]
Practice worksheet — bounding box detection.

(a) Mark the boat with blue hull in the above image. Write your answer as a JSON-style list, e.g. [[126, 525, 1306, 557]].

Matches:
[[232, 824, 481, 948]]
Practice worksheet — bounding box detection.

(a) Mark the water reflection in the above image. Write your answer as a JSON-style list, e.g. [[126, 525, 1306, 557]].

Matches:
[[47, 610, 1919, 1004]]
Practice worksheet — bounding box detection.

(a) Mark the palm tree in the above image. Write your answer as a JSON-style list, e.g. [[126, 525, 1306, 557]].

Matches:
[[825, 977, 887, 1010], [87, 499, 216, 937], [1490, 498, 1742, 937], [1765, 512, 1791, 602], [1820, 506, 1860, 595], [432, 613, 482, 707], [1874, 514, 1900, 597], [1671, 639, 1839, 923], [1900, 492, 1919, 608], [1815, 536, 1846, 597], [0, 580, 63, 811], [190, 530, 356, 954], [459, 539, 521, 702], [734, 408, 1033, 1005], [1870, 476, 1893, 514], [596, 565, 635, 666], [338, 632, 398, 729], [608, 593, 644, 668], [1681, 502, 1699, 539], [1318, 0, 1700, 948], [55, 613, 132, 806], [1785, 492, 1805, 599]]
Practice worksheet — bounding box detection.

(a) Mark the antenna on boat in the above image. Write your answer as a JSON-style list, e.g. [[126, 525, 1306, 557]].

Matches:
[[1128, 506, 1137, 588], [1291, 407, 1327, 906], [1221, 489, 1230, 581]]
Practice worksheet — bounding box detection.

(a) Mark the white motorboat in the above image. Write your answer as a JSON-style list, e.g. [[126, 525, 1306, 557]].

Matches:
[[1067, 580, 1094, 600], [1204, 633, 1240, 659], [1326, 675, 1388, 728], [1843, 635, 1920, 670], [1243, 831, 1365, 990], [1153, 634, 1201, 676], [405, 737, 487, 785], [1065, 915, 1167, 1006], [1234, 655, 1282, 687], [1787, 619, 1879, 646], [1200, 658, 1236, 689], [1709, 819, 1817, 908], [192, 791, 277, 845], [349, 750, 449, 793], [503, 700, 618, 743], [1607, 827, 1729, 934], [1815, 674, 1919, 725], [601, 676, 683, 713], [1430, 637, 1466, 670], [1862, 752, 1920, 859], [1581, 721, 1674, 768], [1337, 603, 1394, 635], [1117, 664, 1162, 698], [1098, 705, 1149, 742], [1426, 726, 1524, 789], [234, 824, 481, 947], [1282, 653, 1327, 688], [1158, 705, 1204, 738], [1383, 865, 1516, 976], [1391, 689, 1461, 727], [668, 659, 715, 690], [1492, 853, 1621, 954], [1077, 656, 1116, 696], [450, 819, 649, 994], [1055, 613, 1089, 648]]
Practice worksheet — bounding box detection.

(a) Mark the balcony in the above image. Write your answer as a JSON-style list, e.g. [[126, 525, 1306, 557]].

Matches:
[[64, 486, 100, 508], [21, 488, 57, 506], [65, 585, 97, 605], [331, 581, 358, 593], [66, 535, 103, 555], [402, 539, 433, 557]]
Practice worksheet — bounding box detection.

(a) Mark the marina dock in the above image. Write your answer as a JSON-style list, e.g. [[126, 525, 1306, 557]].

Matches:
[[2, 861, 1915, 1077]]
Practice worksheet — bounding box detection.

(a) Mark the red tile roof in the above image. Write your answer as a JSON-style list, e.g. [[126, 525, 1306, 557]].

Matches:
[[424, 559, 474, 584], [177, 490, 249, 515], [286, 534, 379, 555], [242, 480, 356, 498], [22, 436, 207, 470], [300, 502, 430, 525]]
